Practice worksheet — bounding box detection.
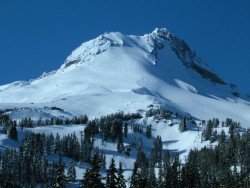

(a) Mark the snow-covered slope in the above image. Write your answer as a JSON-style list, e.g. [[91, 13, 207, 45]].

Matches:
[[0, 28, 250, 127]]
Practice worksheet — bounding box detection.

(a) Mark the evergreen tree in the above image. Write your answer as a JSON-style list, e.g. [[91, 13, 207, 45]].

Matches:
[[130, 161, 141, 188], [136, 146, 149, 179], [117, 136, 124, 153], [100, 153, 106, 169], [163, 150, 171, 171], [53, 156, 66, 188], [117, 162, 126, 188], [213, 118, 220, 128], [45, 133, 55, 155], [8, 124, 18, 141], [41, 159, 50, 185], [54, 133, 62, 154], [80, 132, 93, 162], [124, 123, 128, 138], [170, 156, 181, 186], [64, 118, 71, 125], [162, 151, 172, 187], [106, 158, 118, 188], [202, 120, 213, 141], [67, 161, 76, 182], [179, 117, 187, 132], [185, 149, 200, 187], [211, 129, 218, 143], [130, 148, 148, 188], [146, 160, 157, 188], [81, 154, 104, 188], [219, 130, 226, 143], [151, 136, 163, 165], [157, 162, 163, 188], [146, 124, 152, 139]]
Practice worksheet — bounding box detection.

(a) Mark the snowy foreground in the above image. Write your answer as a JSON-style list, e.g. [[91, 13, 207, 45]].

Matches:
[[0, 111, 238, 187]]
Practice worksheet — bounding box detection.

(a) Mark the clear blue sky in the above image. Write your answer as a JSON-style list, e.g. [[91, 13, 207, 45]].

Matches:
[[0, 0, 249, 92]]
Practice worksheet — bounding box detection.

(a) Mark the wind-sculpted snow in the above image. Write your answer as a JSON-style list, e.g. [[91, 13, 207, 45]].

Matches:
[[61, 32, 125, 69], [0, 28, 249, 127]]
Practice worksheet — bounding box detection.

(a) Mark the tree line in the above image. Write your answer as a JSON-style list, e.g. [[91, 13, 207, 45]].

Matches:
[[0, 109, 249, 187]]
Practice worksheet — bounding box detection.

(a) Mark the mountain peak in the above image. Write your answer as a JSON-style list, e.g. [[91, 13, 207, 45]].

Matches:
[[150, 27, 171, 39], [61, 32, 126, 69], [59, 28, 227, 86], [0, 28, 249, 126], [62, 28, 171, 69]]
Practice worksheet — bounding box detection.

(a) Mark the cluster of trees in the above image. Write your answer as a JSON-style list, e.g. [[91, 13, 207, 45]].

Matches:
[[201, 118, 241, 142], [1, 110, 88, 128], [146, 109, 191, 133], [82, 136, 163, 188], [182, 129, 250, 187], [82, 155, 126, 188], [132, 124, 144, 134], [6, 121, 18, 141], [0, 128, 106, 187], [1, 108, 249, 187], [0, 110, 11, 125], [84, 116, 125, 154], [1, 111, 145, 156], [2, 128, 249, 187], [83, 112, 146, 154], [223, 118, 241, 128], [146, 108, 173, 119], [0, 148, 77, 187], [0, 111, 18, 141], [129, 129, 250, 187], [10, 110, 149, 164], [19, 117, 33, 128], [0, 146, 126, 187], [19, 132, 97, 164], [18, 115, 89, 128], [202, 118, 220, 141]]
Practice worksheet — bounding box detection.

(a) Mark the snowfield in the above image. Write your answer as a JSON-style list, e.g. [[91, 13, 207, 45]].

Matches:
[[0, 28, 249, 127]]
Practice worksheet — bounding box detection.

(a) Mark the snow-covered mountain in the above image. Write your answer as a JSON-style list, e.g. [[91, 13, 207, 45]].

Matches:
[[0, 28, 250, 127]]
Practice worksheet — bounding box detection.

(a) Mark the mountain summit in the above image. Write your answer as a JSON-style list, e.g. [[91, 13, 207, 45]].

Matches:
[[0, 28, 250, 126]]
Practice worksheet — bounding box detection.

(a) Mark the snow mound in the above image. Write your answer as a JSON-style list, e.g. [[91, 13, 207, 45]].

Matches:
[[0, 81, 29, 91], [175, 79, 198, 93]]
